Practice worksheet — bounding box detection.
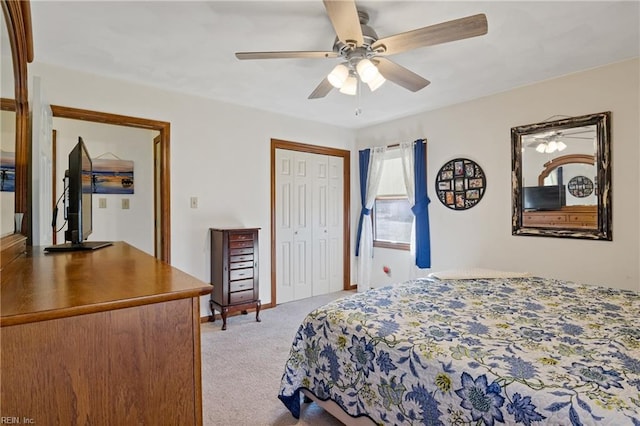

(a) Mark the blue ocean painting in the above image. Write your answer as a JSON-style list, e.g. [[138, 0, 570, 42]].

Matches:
[[0, 150, 15, 192], [92, 158, 134, 194]]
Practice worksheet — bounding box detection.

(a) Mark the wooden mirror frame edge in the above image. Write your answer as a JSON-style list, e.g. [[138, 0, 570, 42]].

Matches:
[[537, 154, 596, 186], [1, 0, 33, 267]]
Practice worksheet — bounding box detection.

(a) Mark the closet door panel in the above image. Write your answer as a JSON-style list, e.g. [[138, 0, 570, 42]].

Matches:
[[291, 152, 313, 300], [328, 156, 344, 293], [312, 155, 329, 296], [275, 149, 295, 303]]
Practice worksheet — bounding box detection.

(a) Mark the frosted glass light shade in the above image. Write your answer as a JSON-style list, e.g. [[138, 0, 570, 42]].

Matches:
[[557, 141, 567, 151], [328, 64, 349, 88], [356, 59, 378, 83], [367, 72, 386, 91], [535, 143, 546, 153], [339, 76, 357, 95], [545, 141, 558, 153]]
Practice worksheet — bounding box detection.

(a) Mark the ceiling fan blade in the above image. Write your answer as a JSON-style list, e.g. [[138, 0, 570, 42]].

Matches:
[[374, 58, 430, 92], [236, 51, 338, 60], [323, 0, 364, 46], [308, 78, 334, 99], [372, 14, 488, 55], [562, 136, 594, 140], [560, 130, 595, 136]]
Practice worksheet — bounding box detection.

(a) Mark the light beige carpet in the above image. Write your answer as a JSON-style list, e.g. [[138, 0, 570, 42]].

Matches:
[[201, 291, 355, 426]]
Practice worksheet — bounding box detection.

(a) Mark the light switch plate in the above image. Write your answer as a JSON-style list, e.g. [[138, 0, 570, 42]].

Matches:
[[122, 198, 130, 209], [190, 197, 198, 209], [98, 198, 107, 208]]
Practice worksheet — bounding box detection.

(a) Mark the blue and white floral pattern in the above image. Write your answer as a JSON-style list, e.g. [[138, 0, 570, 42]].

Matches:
[[278, 277, 640, 425]]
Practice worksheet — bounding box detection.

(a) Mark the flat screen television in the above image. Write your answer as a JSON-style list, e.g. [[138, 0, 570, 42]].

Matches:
[[45, 138, 111, 252], [523, 185, 566, 211]]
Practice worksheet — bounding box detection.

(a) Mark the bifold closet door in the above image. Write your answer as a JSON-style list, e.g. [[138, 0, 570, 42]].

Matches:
[[276, 149, 312, 303], [276, 149, 344, 304], [311, 154, 345, 296]]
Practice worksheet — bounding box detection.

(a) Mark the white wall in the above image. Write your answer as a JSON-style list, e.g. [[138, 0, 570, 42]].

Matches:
[[52, 118, 156, 255], [356, 58, 639, 292], [29, 58, 638, 320], [30, 61, 357, 316]]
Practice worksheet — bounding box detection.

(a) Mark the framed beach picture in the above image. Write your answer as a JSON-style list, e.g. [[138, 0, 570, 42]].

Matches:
[[0, 150, 16, 192], [92, 158, 134, 194]]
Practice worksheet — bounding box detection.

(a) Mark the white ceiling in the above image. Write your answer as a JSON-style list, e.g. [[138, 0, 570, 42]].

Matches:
[[30, 1, 639, 129]]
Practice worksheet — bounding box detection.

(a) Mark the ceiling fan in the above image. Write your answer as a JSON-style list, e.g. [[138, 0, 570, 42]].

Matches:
[[526, 129, 596, 153], [235, 0, 488, 99]]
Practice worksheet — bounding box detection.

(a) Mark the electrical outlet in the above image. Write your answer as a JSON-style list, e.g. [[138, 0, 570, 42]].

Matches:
[[122, 198, 130, 209], [190, 197, 198, 209], [98, 198, 107, 208]]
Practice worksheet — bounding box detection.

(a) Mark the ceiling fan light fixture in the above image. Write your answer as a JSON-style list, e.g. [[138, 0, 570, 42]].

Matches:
[[356, 58, 378, 83], [328, 64, 349, 88], [339, 75, 358, 95], [535, 143, 547, 153], [545, 141, 558, 153], [367, 72, 386, 92], [236, 5, 490, 101]]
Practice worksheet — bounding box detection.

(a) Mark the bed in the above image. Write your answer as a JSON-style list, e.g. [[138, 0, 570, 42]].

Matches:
[[278, 276, 640, 425]]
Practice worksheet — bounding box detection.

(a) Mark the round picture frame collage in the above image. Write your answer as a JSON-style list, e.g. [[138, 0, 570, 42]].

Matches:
[[435, 158, 486, 210]]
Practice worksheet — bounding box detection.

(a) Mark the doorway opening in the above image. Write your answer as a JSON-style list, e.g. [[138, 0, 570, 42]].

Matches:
[[50, 105, 171, 263]]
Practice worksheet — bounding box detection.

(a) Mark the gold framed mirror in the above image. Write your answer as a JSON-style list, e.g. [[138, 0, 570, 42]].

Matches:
[[511, 112, 612, 240]]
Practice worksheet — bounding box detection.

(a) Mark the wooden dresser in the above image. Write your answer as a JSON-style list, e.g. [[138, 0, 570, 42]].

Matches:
[[0, 242, 211, 425], [209, 227, 261, 330], [522, 205, 597, 229]]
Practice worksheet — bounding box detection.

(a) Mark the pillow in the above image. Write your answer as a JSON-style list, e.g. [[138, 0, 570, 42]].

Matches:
[[428, 268, 532, 280]]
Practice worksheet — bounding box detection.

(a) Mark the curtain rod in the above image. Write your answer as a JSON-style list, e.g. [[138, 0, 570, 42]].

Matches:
[[384, 138, 428, 149]]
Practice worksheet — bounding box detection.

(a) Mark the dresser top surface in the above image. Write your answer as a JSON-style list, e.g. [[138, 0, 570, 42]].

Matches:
[[1, 242, 211, 326]]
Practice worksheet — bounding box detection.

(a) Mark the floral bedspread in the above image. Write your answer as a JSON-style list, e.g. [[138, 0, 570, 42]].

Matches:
[[278, 277, 640, 425]]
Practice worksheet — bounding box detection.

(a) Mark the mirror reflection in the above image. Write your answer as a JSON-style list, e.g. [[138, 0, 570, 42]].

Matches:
[[511, 112, 611, 240], [1, 6, 16, 237]]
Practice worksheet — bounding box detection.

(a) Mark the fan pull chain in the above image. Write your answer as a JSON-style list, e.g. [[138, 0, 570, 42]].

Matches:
[[355, 78, 362, 116]]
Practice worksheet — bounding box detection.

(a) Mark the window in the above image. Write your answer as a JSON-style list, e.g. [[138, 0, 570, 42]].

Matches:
[[373, 151, 412, 250], [373, 196, 412, 249]]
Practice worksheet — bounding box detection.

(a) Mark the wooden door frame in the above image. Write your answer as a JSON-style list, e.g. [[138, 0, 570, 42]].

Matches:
[[50, 105, 171, 263], [270, 139, 352, 308], [153, 134, 162, 259]]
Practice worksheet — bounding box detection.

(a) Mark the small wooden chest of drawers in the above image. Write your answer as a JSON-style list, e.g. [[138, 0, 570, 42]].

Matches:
[[209, 227, 261, 330]]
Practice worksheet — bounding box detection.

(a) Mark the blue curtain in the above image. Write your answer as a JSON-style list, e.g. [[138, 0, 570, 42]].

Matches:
[[355, 149, 370, 257], [413, 140, 431, 268]]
